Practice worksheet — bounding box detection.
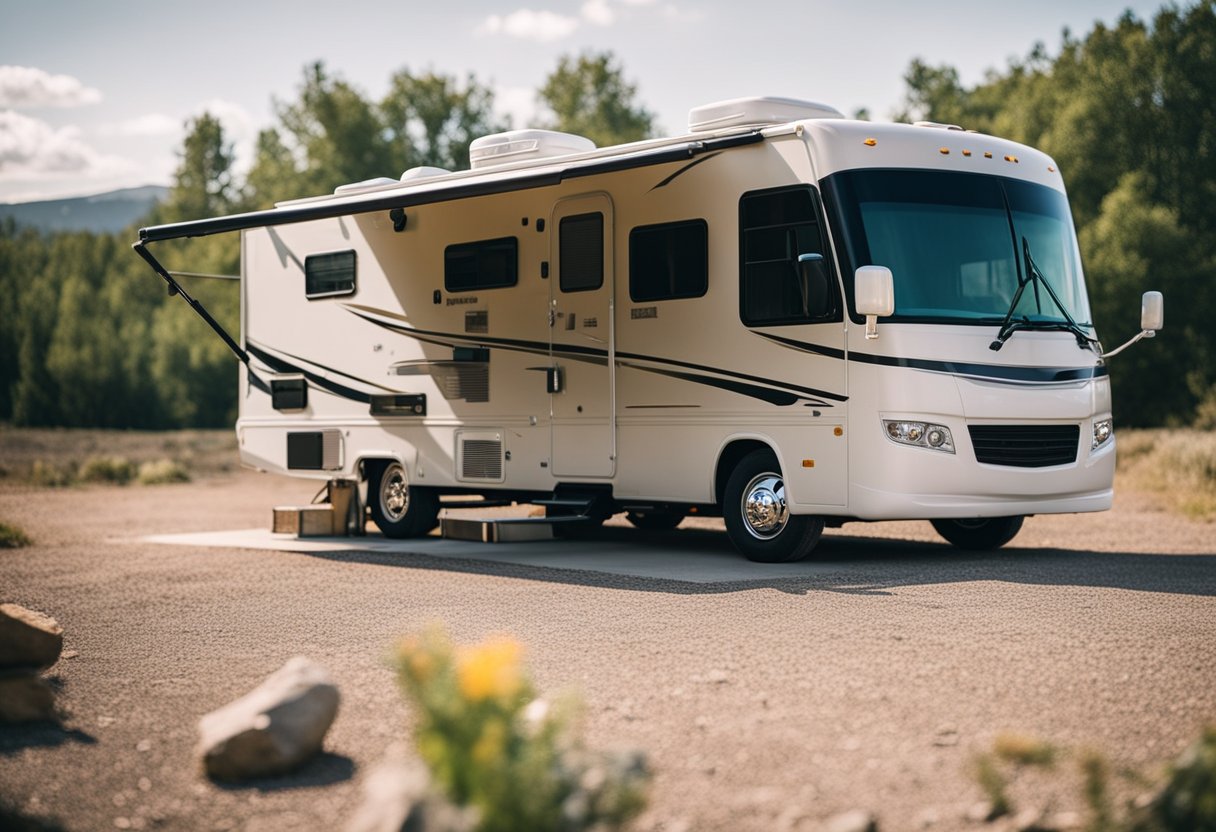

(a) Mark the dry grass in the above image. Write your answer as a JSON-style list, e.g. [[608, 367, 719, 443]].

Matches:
[[1116, 428, 1216, 520], [0, 427, 236, 489]]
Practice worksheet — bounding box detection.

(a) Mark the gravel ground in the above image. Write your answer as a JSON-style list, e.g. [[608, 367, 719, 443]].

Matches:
[[1, 467, 1213, 832]]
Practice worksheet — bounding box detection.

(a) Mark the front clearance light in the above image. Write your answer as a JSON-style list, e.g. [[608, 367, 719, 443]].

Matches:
[[883, 420, 955, 453], [1092, 419, 1114, 449]]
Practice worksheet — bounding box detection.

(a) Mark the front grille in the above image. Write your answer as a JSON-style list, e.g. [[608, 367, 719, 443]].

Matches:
[[969, 424, 1080, 468]]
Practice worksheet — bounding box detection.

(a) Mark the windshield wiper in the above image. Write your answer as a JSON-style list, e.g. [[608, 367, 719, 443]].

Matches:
[[989, 237, 1099, 352]]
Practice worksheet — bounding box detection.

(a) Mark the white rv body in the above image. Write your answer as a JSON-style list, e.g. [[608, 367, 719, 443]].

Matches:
[[174, 97, 1125, 559]]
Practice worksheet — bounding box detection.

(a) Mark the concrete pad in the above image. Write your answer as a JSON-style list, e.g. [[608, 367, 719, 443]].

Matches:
[[135, 527, 842, 584]]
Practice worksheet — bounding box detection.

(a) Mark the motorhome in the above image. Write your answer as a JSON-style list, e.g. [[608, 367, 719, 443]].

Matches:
[[134, 96, 1163, 562]]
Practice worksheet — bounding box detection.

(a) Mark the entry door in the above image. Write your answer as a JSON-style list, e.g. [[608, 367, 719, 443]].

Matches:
[[550, 193, 615, 478]]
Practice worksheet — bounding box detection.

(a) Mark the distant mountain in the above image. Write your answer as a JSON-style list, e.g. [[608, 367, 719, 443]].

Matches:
[[0, 185, 169, 234]]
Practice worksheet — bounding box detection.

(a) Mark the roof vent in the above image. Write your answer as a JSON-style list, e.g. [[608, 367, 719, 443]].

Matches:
[[400, 166, 451, 182], [914, 121, 964, 131], [688, 96, 844, 133], [469, 129, 595, 170], [334, 177, 398, 195]]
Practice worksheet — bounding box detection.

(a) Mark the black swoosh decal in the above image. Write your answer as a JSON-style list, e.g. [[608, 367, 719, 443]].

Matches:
[[344, 303, 841, 406], [650, 153, 720, 191], [246, 342, 373, 404], [754, 331, 1107, 384]]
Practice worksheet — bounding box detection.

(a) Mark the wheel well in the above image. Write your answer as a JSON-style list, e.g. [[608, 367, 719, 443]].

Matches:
[[358, 457, 397, 482], [714, 440, 775, 507]]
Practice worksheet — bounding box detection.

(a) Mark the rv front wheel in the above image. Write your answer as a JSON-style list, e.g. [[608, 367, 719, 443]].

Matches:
[[367, 461, 439, 539], [930, 516, 1024, 550], [724, 450, 824, 563]]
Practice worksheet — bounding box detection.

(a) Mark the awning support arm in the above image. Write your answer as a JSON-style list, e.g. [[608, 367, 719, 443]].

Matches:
[[132, 241, 250, 367]]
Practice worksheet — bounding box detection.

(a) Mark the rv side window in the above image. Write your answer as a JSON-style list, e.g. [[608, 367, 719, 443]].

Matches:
[[559, 212, 603, 293], [305, 250, 356, 299], [445, 237, 518, 292], [739, 187, 836, 325], [629, 220, 708, 302]]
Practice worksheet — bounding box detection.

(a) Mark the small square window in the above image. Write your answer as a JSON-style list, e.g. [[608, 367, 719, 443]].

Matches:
[[629, 220, 708, 302], [305, 250, 356, 299], [445, 238, 518, 292]]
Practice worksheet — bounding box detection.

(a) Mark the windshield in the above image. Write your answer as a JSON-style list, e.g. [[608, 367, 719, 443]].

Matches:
[[822, 169, 1092, 326]]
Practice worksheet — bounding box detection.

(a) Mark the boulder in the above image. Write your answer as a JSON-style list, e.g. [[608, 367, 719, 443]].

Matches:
[[0, 672, 57, 723], [0, 603, 64, 671], [197, 656, 340, 782], [345, 742, 477, 832]]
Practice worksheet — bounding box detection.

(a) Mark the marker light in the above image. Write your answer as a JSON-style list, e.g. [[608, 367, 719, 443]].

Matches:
[[1092, 419, 1113, 450], [864, 138, 877, 147], [883, 420, 955, 454]]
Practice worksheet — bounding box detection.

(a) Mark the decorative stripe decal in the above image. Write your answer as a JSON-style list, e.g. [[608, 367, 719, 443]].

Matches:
[[246, 342, 374, 404], [753, 331, 1107, 384], [343, 303, 842, 406], [650, 153, 720, 191]]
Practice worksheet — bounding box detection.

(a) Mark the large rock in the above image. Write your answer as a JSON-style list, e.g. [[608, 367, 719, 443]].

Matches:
[[0, 672, 57, 723], [0, 603, 64, 671], [197, 656, 340, 782], [345, 742, 477, 832]]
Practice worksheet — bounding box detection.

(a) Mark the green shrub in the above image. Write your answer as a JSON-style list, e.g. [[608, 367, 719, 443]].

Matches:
[[0, 521, 31, 549], [78, 455, 136, 485], [137, 459, 191, 485], [973, 726, 1216, 831], [29, 460, 75, 488], [395, 627, 648, 832]]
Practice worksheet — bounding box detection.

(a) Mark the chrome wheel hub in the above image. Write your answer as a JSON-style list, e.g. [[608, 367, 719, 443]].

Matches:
[[741, 473, 788, 540], [381, 465, 409, 521]]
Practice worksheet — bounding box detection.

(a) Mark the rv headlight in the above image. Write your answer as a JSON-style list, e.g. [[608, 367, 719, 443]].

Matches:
[[1092, 418, 1113, 449], [883, 420, 955, 454]]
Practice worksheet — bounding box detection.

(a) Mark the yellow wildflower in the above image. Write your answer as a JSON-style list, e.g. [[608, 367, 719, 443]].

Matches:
[[456, 636, 524, 702]]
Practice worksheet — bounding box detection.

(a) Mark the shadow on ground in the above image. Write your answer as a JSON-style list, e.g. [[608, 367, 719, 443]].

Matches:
[[279, 523, 1216, 598]]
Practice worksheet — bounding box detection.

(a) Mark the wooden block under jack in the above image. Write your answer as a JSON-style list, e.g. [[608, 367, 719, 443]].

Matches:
[[273, 504, 337, 537]]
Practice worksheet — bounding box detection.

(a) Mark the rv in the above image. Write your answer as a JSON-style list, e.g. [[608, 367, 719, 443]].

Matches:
[[134, 96, 1163, 563]]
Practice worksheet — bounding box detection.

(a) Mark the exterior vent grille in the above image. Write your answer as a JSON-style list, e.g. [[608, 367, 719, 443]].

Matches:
[[458, 432, 504, 482], [969, 424, 1079, 468]]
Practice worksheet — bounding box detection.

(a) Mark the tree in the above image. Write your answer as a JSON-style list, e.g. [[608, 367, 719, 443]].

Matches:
[[273, 62, 397, 196], [382, 69, 506, 171], [539, 52, 654, 148], [159, 113, 237, 223]]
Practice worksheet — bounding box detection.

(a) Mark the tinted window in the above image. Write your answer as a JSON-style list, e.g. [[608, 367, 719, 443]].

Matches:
[[739, 187, 833, 325], [559, 213, 603, 293], [445, 237, 518, 292], [305, 250, 356, 298], [629, 220, 708, 302]]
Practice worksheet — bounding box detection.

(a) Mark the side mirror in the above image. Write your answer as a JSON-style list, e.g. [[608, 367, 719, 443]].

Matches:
[[797, 253, 833, 319], [855, 265, 894, 339], [1100, 290, 1165, 359], [1141, 290, 1163, 333]]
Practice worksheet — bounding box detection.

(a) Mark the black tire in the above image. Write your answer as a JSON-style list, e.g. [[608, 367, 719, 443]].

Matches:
[[366, 460, 439, 539], [625, 510, 684, 531], [930, 516, 1024, 550], [723, 450, 824, 563]]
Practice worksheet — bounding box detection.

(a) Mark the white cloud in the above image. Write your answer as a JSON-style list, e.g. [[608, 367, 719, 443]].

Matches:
[[0, 65, 102, 109], [0, 110, 130, 179], [480, 9, 580, 41], [494, 86, 541, 130], [581, 0, 615, 26], [99, 113, 180, 137]]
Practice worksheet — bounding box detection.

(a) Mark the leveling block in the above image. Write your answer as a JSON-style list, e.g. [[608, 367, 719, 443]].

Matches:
[[272, 480, 362, 538]]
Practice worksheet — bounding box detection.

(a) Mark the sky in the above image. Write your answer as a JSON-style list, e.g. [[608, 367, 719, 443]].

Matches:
[[0, 0, 1165, 204]]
